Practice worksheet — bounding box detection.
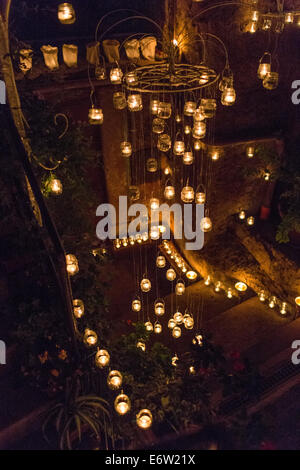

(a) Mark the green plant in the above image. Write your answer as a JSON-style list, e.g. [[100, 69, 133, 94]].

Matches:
[[43, 378, 111, 450]]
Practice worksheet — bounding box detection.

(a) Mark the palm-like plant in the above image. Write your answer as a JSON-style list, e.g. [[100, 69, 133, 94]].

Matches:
[[43, 378, 111, 450]]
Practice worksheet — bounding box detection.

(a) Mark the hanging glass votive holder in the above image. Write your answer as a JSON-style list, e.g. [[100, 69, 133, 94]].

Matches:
[[181, 186, 194, 203], [201, 98, 216, 118], [154, 299, 165, 316], [146, 158, 158, 173], [88, 107, 103, 125], [125, 70, 139, 86], [166, 268, 176, 281], [110, 63, 123, 84], [173, 137, 185, 156], [157, 134, 171, 152], [127, 94, 143, 111], [164, 183, 175, 200], [73, 299, 84, 318], [152, 118, 165, 134], [157, 101, 172, 119], [184, 101, 197, 116], [193, 121, 206, 139], [257, 52, 271, 79], [120, 141, 132, 157], [175, 280, 185, 295], [113, 92, 127, 110], [183, 150, 194, 165], [150, 99, 159, 115], [195, 185, 206, 204], [263, 72, 279, 90], [193, 106, 205, 122], [156, 255, 166, 268], [58, 3, 76, 24]]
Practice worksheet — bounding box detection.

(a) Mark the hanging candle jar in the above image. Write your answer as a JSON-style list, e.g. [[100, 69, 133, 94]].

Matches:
[[181, 186, 194, 203], [194, 106, 205, 122], [257, 52, 271, 79], [200, 216, 212, 232], [194, 140, 202, 150], [201, 98, 217, 118], [154, 322, 162, 334], [246, 145, 255, 158], [193, 121, 206, 139], [285, 12, 294, 23], [140, 278, 151, 292], [125, 70, 139, 86], [73, 299, 84, 318], [120, 141, 132, 157], [129, 185, 140, 201], [150, 226, 160, 240], [150, 197, 160, 210], [195, 186, 206, 204], [235, 281, 248, 292], [95, 63, 106, 80], [219, 68, 233, 91], [145, 321, 153, 333], [184, 101, 197, 116], [247, 216, 255, 226], [259, 290, 266, 302], [166, 268, 176, 281], [49, 177, 63, 195], [174, 311, 183, 324], [183, 150, 194, 165], [172, 326, 182, 338], [157, 134, 171, 152], [127, 94, 143, 112], [262, 18, 272, 30], [83, 328, 98, 347], [184, 125, 191, 135], [66, 254, 79, 275], [114, 393, 131, 415], [168, 318, 176, 329], [113, 92, 127, 110], [269, 296, 277, 309], [95, 349, 110, 368], [221, 87, 236, 106], [41, 45, 59, 70], [173, 137, 185, 155], [164, 183, 175, 200], [110, 64, 123, 84], [137, 339, 146, 351], [263, 72, 279, 90], [107, 370, 122, 390], [136, 409, 153, 429], [157, 101, 172, 119], [152, 118, 165, 134], [132, 298, 142, 312], [154, 299, 165, 316], [184, 314, 194, 330], [58, 3, 76, 24], [150, 99, 159, 115], [175, 280, 185, 295], [88, 107, 103, 125], [146, 158, 158, 173], [156, 255, 166, 268]]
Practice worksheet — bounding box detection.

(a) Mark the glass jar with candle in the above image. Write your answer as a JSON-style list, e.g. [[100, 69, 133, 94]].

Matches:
[[107, 370, 122, 390], [150, 99, 159, 115], [120, 141, 132, 157], [73, 299, 84, 318], [146, 158, 158, 172], [157, 102, 172, 119], [183, 150, 194, 165], [200, 98, 217, 118], [110, 65, 123, 84], [200, 217, 212, 232], [164, 184, 175, 200], [113, 92, 127, 110], [95, 349, 110, 368], [221, 87, 236, 106], [156, 255, 166, 268], [184, 101, 197, 116], [83, 328, 98, 347], [66, 254, 79, 275], [173, 137, 185, 156], [152, 118, 165, 134], [154, 299, 165, 316], [181, 186, 194, 203], [125, 70, 139, 86], [58, 3, 76, 24], [157, 134, 171, 152], [127, 94, 143, 112], [263, 72, 279, 90], [140, 278, 151, 292], [88, 107, 103, 125], [136, 409, 153, 429], [257, 52, 271, 79], [193, 121, 206, 139]]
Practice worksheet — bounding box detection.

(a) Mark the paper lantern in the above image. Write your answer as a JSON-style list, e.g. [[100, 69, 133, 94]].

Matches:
[[103, 40, 120, 63], [58, 3, 76, 24], [181, 186, 194, 203], [152, 118, 165, 134], [120, 141, 132, 157], [124, 39, 140, 60], [73, 299, 84, 318], [154, 300, 165, 316], [136, 409, 153, 429], [127, 94, 143, 112], [200, 98, 216, 118], [114, 393, 131, 415], [88, 107, 103, 125], [164, 184, 175, 200], [157, 134, 171, 152], [83, 328, 98, 347], [110, 65, 123, 84], [107, 370, 122, 390], [263, 72, 279, 90], [86, 42, 100, 65], [140, 36, 157, 60], [175, 280, 185, 295], [19, 49, 33, 73], [166, 268, 176, 281], [150, 226, 160, 240], [140, 278, 151, 292], [157, 102, 172, 119], [113, 92, 127, 110], [95, 349, 110, 368], [66, 254, 79, 275], [200, 217, 212, 232], [156, 255, 166, 268], [145, 321, 153, 332], [172, 326, 182, 338], [41, 45, 59, 70], [62, 44, 78, 67]]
